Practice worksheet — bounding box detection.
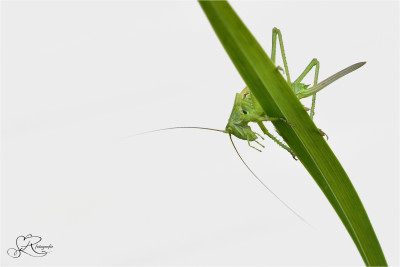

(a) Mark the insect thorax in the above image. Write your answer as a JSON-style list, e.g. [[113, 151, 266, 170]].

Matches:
[[291, 82, 310, 97]]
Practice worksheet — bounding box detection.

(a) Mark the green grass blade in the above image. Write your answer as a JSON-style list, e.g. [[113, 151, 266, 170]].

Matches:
[[199, 1, 387, 266]]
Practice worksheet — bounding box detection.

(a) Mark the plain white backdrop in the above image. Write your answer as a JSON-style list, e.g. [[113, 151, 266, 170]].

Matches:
[[1, 1, 398, 266]]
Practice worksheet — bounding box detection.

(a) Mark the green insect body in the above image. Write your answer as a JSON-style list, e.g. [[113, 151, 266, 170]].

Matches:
[[225, 86, 292, 154], [129, 28, 365, 223], [225, 28, 365, 156]]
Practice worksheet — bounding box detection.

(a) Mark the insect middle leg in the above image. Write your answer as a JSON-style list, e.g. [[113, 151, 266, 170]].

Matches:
[[294, 58, 320, 120]]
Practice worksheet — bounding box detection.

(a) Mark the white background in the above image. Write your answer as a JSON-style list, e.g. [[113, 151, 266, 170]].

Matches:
[[1, 1, 398, 266]]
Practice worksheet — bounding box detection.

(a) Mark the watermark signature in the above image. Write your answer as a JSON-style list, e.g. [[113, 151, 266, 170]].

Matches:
[[7, 234, 53, 258]]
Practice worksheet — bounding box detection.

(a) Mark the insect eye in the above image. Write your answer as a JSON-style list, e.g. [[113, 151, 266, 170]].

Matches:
[[242, 110, 247, 114]]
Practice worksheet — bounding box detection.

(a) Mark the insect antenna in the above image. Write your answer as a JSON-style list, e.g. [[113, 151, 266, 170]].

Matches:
[[229, 134, 312, 227], [121, 126, 226, 139]]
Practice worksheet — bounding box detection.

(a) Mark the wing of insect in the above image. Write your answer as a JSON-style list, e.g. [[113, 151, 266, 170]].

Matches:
[[225, 27, 366, 157]]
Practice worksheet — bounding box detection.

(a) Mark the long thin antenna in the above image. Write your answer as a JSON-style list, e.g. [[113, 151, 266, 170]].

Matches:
[[229, 134, 312, 227], [121, 126, 226, 139]]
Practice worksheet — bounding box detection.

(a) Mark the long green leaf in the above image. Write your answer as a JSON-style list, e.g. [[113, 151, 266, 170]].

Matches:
[[199, 1, 387, 266]]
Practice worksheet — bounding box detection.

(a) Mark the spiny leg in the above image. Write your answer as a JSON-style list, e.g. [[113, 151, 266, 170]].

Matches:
[[257, 122, 297, 160], [271, 28, 291, 84], [294, 58, 320, 120]]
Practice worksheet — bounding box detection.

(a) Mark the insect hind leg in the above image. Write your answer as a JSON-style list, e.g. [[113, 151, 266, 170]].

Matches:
[[271, 28, 291, 84], [294, 59, 328, 139], [294, 58, 320, 120]]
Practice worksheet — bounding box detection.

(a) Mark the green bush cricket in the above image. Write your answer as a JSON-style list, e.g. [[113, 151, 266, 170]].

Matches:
[[134, 28, 365, 158], [225, 28, 365, 157], [127, 28, 365, 224]]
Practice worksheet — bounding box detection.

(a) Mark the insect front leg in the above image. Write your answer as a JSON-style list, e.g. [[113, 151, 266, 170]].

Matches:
[[271, 28, 291, 84], [294, 58, 320, 120]]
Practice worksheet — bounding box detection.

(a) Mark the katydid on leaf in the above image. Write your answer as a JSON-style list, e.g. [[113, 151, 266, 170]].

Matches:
[[125, 28, 365, 224], [224, 28, 365, 158]]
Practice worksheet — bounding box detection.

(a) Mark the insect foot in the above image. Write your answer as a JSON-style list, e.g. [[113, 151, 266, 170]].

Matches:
[[319, 128, 329, 140], [280, 118, 296, 127], [276, 66, 285, 74], [290, 150, 298, 161]]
